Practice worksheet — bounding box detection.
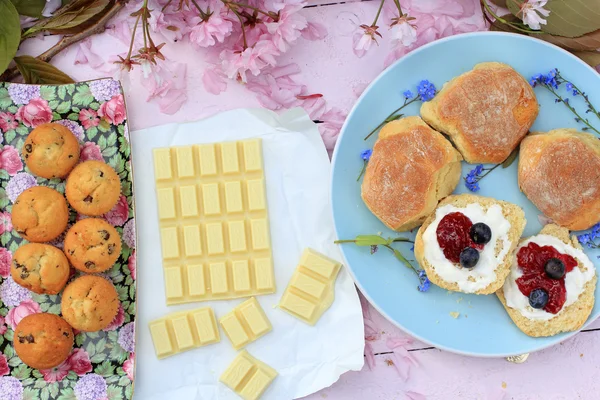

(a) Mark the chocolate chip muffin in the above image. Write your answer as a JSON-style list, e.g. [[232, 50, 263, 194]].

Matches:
[[11, 243, 71, 295], [14, 313, 74, 369], [65, 160, 121, 216], [63, 218, 121, 273], [11, 186, 69, 242], [22, 123, 80, 179], [61, 275, 120, 331]]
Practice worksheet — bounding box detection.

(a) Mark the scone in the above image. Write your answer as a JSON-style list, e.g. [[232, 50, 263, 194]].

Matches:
[[12, 186, 69, 242], [66, 160, 121, 216], [11, 243, 70, 294], [64, 218, 122, 273], [361, 116, 463, 231], [22, 123, 80, 179], [415, 194, 526, 294], [420, 62, 538, 163], [61, 275, 120, 331], [518, 129, 600, 230], [497, 224, 597, 337], [14, 313, 74, 369]]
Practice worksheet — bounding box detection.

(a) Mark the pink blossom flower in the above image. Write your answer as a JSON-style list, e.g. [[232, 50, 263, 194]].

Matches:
[[386, 336, 416, 381], [0, 212, 12, 235], [145, 62, 188, 115], [74, 39, 105, 69], [79, 109, 100, 129], [520, 0, 550, 30], [221, 48, 265, 83], [98, 94, 126, 125], [202, 68, 228, 95], [103, 304, 125, 331], [265, 9, 307, 52], [104, 195, 129, 226], [0, 355, 8, 377], [6, 299, 42, 330], [0, 112, 18, 133], [301, 22, 327, 41], [40, 360, 70, 382], [0, 248, 11, 279], [123, 353, 134, 380], [80, 142, 103, 162], [390, 15, 417, 47], [128, 251, 136, 280], [318, 108, 346, 151], [0, 316, 7, 335], [15, 98, 53, 128], [264, 0, 305, 12], [189, 14, 233, 48], [0, 145, 22, 176], [353, 25, 381, 58], [67, 348, 93, 376]]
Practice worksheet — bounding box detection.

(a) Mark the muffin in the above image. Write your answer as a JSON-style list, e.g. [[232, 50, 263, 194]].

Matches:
[[11, 243, 70, 295], [64, 218, 121, 273], [420, 62, 538, 163], [22, 123, 80, 179], [361, 116, 463, 231], [66, 160, 121, 216], [518, 129, 600, 230], [14, 313, 74, 369], [61, 275, 120, 331], [11, 186, 69, 242]]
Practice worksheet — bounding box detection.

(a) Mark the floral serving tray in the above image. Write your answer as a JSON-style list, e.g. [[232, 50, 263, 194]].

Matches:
[[0, 79, 136, 400]]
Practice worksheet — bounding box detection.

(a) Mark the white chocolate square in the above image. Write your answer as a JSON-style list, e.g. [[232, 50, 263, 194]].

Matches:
[[153, 148, 172, 180], [176, 146, 195, 178]]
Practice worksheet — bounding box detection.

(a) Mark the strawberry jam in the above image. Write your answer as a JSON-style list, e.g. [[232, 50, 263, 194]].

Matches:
[[436, 212, 484, 263], [515, 242, 578, 314]]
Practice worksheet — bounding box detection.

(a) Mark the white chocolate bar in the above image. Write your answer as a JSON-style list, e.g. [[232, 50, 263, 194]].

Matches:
[[220, 350, 277, 400], [220, 297, 272, 350]]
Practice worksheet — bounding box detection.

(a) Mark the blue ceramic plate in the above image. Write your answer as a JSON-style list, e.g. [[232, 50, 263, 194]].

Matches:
[[331, 32, 600, 357]]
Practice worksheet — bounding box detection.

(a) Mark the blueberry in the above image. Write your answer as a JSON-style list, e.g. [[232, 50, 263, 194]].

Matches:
[[529, 288, 549, 309], [470, 223, 492, 245], [459, 247, 479, 268], [545, 258, 565, 280]]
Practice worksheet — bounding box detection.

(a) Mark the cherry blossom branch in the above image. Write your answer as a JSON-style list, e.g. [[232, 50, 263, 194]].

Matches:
[[223, 1, 276, 20], [1, 0, 127, 82], [371, 0, 386, 26], [480, 0, 543, 34]]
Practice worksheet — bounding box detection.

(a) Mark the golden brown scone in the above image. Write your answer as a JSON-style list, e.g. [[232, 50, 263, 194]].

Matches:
[[64, 218, 122, 273], [66, 160, 121, 216], [361, 116, 462, 231], [22, 123, 80, 179], [415, 194, 526, 294], [61, 275, 120, 331], [518, 129, 600, 230], [11, 186, 69, 242], [14, 313, 74, 369], [11, 243, 70, 295], [420, 62, 538, 163], [497, 224, 597, 337]]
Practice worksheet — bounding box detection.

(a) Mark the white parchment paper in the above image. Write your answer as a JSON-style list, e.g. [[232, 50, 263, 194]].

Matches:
[[131, 108, 364, 400]]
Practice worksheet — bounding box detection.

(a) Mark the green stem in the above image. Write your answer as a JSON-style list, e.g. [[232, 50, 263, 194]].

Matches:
[[231, 9, 248, 48], [224, 1, 273, 18], [191, 0, 210, 18], [126, 13, 143, 60], [365, 96, 419, 140], [546, 86, 600, 135], [557, 72, 600, 122], [356, 161, 367, 181], [481, 0, 544, 35], [372, 0, 386, 26], [383, 244, 419, 276], [393, 0, 403, 16]]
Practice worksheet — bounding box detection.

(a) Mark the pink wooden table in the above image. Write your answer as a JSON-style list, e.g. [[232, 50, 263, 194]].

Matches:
[[20, 1, 600, 398]]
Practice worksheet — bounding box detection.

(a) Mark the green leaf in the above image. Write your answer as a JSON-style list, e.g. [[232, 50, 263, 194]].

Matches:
[[90, 353, 105, 363], [502, 147, 519, 168], [40, 85, 56, 100], [23, 0, 111, 36], [9, 0, 45, 17], [16, 125, 29, 136], [0, 87, 11, 108], [0, 0, 20, 75], [41, 387, 49, 400], [97, 135, 107, 149], [342, 235, 390, 246], [58, 85, 67, 99], [7, 104, 17, 113], [57, 387, 76, 400], [68, 112, 79, 121], [129, 283, 135, 299], [391, 248, 412, 270], [48, 99, 59, 109], [56, 100, 72, 113], [539, 29, 600, 51], [23, 387, 40, 400], [4, 344, 14, 358], [107, 131, 117, 146], [107, 384, 124, 400], [90, 101, 100, 110], [34, 379, 47, 388], [0, 188, 9, 209], [118, 376, 130, 387], [48, 382, 59, 398], [86, 126, 98, 140], [73, 85, 93, 106], [125, 384, 133, 399], [508, 0, 600, 37], [11, 363, 32, 379], [96, 337, 107, 353], [86, 331, 100, 339], [1, 231, 11, 246], [96, 360, 115, 377], [572, 50, 600, 70], [488, 0, 506, 5], [3, 129, 15, 143], [75, 333, 85, 347], [86, 341, 96, 357], [48, 303, 61, 314], [116, 284, 128, 301], [98, 118, 110, 132], [9, 241, 18, 252], [14, 56, 75, 84], [102, 146, 117, 158]]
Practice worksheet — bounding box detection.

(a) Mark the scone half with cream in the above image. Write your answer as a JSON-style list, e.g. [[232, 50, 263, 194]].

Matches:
[[498, 224, 597, 337], [361, 116, 463, 231], [420, 62, 538, 164], [415, 194, 526, 294]]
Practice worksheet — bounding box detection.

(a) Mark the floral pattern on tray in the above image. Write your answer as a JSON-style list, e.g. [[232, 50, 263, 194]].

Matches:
[[0, 79, 136, 400]]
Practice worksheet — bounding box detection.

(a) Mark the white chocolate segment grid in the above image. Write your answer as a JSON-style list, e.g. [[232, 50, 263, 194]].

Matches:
[[278, 248, 342, 325], [220, 350, 278, 400], [153, 139, 276, 305], [148, 307, 220, 359], [219, 297, 272, 350]]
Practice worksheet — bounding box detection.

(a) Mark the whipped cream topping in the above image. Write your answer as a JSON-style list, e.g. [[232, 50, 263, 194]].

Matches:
[[502, 234, 596, 321], [422, 203, 512, 293]]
